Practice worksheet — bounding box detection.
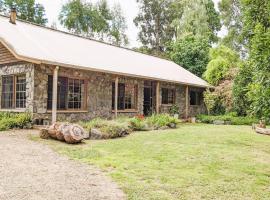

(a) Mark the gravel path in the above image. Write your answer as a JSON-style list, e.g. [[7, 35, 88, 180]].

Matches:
[[0, 130, 125, 200]]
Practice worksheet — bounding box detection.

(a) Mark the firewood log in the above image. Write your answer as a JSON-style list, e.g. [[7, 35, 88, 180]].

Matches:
[[39, 129, 50, 139], [255, 127, 270, 136]]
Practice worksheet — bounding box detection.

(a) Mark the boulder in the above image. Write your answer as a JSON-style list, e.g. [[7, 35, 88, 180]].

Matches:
[[90, 129, 104, 140]]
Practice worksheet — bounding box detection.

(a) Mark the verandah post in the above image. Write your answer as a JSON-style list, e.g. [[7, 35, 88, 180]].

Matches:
[[52, 66, 59, 124], [185, 85, 189, 119], [114, 76, 119, 118], [156, 81, 160, 114]]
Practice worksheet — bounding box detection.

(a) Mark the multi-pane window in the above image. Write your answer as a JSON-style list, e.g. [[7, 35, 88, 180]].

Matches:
[[47, 75, 85, 110], [1, 75, 26, 109], [112, 83, 138, 110], [190, 91, 202, 105], [161, 88, 175, 104], [16, 75, 26, 108], [68, 79, 85, 109]]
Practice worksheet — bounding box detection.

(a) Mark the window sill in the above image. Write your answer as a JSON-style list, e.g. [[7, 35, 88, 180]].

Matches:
[[112, 110, 139, 113], [161, 104, 174, 107], [0, 108, 27, 113], [47, 110, 88, 113]]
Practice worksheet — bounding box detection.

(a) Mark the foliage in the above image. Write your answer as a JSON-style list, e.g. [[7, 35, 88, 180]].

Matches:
[[218, 0, 243, 53], [246, 24, 270, 119], [203, 89, 217, 115], [134, 0, 177, 54], [0, 0, 48, 25], [0, 112, 32, 131], [108, 3, 129, 46], [232, 62, 253, 116], [197, 114, 258, 125], [129, 117, 147, 131], [46, 125, 270, 200], [204, 45, 240, 86], [59, 0, 128, 46], [173, 0, 221, 44], [169, 104, 179, 115], [81, 118, 131, 139], [146, 114, 180, 129], [169, 35, 210, 77]]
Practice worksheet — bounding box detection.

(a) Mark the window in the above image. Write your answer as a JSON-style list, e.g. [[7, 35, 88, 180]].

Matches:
[[112, 82, 138, 110], [190, 91, 202, 105], [1, 75, 26, 109], [162, 88, 175, 104], [47, 75, 85, 110]]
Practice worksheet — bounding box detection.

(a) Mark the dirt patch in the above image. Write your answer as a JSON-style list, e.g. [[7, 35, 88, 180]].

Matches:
[[0, 130, 125, 200]]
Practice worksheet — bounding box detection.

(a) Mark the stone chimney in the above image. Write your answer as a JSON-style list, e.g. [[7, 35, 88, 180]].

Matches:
[[9, 7, 17, 24]]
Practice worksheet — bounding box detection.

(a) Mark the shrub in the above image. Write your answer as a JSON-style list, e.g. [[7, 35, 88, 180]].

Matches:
[[129, 117, 148, 131], [146, 114, 180, 129], [197, 114, 259, 125], [0, 112, 32, 131], [81, 118, 131, 139]]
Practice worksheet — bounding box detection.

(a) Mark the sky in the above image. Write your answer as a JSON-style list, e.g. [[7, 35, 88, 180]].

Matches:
[[36, 0, 226, 47]]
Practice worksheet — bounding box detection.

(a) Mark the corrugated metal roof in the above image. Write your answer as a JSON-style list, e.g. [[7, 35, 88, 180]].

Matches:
[[0, 15, 210, 88]]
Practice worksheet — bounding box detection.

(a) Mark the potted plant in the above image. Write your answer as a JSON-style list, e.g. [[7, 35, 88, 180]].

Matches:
[[169, 104, 180, 119]]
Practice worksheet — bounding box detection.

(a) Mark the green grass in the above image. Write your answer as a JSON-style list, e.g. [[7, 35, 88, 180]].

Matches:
[[36, 124, 270, 200]]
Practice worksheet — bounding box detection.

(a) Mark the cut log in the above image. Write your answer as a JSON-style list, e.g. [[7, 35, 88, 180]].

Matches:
[[40, 123, 86, 144], [255, 127, 270, 136], [64, 124, 85, 144], [39, 129, 50, 139]]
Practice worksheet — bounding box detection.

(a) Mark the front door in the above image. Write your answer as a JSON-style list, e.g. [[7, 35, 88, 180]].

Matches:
[[143, 81, 156, 116]]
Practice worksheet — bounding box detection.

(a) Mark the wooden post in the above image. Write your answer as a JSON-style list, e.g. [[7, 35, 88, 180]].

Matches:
[[114, 77, 119, 118], [185, 85, 189, 119], [156, 81, 160, 114], [52, 66, 59, 124]]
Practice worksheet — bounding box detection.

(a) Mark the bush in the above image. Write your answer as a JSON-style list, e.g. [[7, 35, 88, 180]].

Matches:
[[197, 114, 259, 125], [129, 114, 180, 131], [0, 112, 32, 131], [81, 118, 131, 139]]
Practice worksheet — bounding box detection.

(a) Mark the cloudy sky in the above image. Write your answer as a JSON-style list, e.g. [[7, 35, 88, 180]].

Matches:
[[36, 0, 224, 47]]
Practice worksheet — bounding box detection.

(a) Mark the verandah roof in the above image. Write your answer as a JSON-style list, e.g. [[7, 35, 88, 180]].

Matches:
[[0, 15, 210, 88]]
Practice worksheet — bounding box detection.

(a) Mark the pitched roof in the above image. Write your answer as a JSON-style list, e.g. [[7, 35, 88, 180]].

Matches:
[[0, 15, 210, 88]]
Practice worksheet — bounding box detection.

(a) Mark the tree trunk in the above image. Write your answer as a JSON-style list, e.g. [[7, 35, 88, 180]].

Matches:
[[255, 127, 270, 136], [40, 123, 86, 144]]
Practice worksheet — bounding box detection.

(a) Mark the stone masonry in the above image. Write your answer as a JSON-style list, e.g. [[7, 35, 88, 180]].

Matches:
[[0, 62, 206, 122]]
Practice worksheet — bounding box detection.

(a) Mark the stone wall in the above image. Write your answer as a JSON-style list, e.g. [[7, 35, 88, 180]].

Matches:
[[0, 62, 34, 112], [33, 65, 144, 122], [0, 63, 207, 122]]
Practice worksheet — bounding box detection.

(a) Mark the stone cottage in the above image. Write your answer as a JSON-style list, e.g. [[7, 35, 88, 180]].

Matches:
[[0, 12, 209, 124]]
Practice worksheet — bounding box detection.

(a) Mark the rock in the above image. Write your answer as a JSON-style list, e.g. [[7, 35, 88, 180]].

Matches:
[[168, 123, 176, 129], [213, 120, 225, 125], [90, 129, 104, 140]]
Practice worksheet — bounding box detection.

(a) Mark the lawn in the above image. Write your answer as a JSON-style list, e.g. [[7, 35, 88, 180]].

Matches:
[[36, 124, 270, 200]]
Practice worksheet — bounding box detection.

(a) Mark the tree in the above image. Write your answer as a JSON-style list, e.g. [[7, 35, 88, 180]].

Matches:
[[204, 45, 240, 86], [108, 3, 128, 46], [174, 0, 221, 44], [239, 0, 270, 119], [218, 0, 243, 52], [134, 0, 177, 54], [59, 0, 95, 35], [0, 0, 48, 25], [169, 35, 210, 77], [59, 0, 129, 46]]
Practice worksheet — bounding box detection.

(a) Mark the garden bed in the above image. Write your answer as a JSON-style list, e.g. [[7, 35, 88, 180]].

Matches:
[[0, 112, 32, 131], [197, 114, 259, 125], [80, 114, 180, 139]]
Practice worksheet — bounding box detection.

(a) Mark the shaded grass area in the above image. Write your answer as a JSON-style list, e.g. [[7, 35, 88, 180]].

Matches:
[[35, 124, 270, 200]]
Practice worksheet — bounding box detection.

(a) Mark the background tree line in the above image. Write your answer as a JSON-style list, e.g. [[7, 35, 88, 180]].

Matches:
[[0, 0, 270, 120]]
